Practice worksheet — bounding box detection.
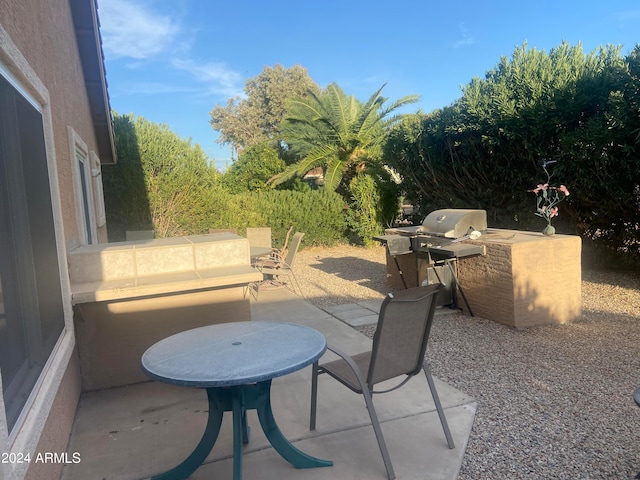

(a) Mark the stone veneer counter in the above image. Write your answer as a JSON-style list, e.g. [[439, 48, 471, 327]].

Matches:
[[68, 233, 262, 303], [457, 228, 582, 328], [68, 233, 264, 390]]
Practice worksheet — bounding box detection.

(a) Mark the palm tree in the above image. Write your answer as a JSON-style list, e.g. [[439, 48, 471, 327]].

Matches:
[[269, 83, 419, 191]]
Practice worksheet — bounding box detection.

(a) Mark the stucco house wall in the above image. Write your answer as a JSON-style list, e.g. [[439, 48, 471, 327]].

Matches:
[[1, 0, 110, 248], [0, 1, 115, 478]]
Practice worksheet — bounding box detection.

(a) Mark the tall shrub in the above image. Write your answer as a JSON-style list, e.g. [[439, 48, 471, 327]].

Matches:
[[242, 189, 348, 246], [384, 42, 640, 265], [221, 142, 285, 193], [344, 171, 400, 246], [104, 113, 226, 239]]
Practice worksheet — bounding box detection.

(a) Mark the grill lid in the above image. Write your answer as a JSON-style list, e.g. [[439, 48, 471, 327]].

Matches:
[[422, 209, 487, 238]]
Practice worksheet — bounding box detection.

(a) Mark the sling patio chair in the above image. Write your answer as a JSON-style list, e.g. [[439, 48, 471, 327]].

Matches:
[[273, 225, 294, 259], [246, 226, 273, 262], [253, 231, 304, 297], [310, 283, 455, 480]]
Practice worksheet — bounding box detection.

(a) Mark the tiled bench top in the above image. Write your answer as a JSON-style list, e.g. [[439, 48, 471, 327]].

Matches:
[[68, 233, 262, 304]]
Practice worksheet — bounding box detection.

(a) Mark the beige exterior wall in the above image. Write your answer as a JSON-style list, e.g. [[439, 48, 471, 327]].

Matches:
[[0, 1, 109, 478], [0, 0, 107, 247], [23, 351, 82, 480]]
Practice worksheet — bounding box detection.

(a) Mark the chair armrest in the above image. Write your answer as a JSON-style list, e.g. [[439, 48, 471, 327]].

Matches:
[[323, 343, 369, 386]]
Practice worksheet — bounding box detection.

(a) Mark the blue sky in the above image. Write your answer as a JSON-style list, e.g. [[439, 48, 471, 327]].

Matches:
[[98, 0, 640, 171]]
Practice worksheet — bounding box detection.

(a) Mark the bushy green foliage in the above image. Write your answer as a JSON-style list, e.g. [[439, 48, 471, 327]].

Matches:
[[104, 113, 230, 240], [240, 189, 348, 247], [221, 142, 285, 193], [104, 114, 351, 247], [272, 83, 419, 192], [102, 114, 154, 240], [344, 172, 400, 246], [384, 42, 640, 266], [345, 174, 383, 246], [210, 65, 320, 152]]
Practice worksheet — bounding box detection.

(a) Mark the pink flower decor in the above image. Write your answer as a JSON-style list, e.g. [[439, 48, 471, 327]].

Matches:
[[528, 162, 570, 229]]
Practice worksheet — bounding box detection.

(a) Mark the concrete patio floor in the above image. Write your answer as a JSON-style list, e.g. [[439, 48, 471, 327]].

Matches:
[[61, 288, 476, 480]]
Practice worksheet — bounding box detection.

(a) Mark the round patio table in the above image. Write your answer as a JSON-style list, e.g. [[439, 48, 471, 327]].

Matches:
[[141, 321, 332, 480]]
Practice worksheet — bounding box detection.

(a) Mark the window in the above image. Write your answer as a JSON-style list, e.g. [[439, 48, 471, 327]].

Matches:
[[0, 72, 65, 432], [77, 146, 94, 244], [69, 129, 97, 245], [91, 151, 106, 228]]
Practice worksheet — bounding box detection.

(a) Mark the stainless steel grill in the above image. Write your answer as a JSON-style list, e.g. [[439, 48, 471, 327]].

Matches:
[[375, 209, 487, 310]]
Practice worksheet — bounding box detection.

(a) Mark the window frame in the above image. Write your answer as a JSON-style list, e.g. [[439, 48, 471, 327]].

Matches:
[[0, 51, 74, 452], [68, 127, 97, 245]]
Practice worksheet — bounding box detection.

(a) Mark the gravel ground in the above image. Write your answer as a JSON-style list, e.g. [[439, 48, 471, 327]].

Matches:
[[293, 244, 640, 479]]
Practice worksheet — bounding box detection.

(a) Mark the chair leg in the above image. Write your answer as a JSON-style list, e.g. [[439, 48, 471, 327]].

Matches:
[[289, 271, 304, 298], [310, 361, 318, 430], [310, 360, 395, 479], [361, 385, 396, 480], [247, 282, 258, 301], [422, 361, 455, 449]]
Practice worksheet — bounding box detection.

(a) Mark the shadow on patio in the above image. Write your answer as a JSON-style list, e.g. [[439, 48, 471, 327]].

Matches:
[[61, 288, 476, 480]]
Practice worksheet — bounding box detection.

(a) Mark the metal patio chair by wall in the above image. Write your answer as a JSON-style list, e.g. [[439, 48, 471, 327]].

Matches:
[[254, 232, 304, 297], [310, 283, 455, 480], [246, 226, 273, 264], [246, 227, 272, 249], [275, 225, 294, 258]]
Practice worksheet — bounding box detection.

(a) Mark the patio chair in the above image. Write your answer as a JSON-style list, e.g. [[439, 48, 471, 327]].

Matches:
[[274, 226, 294, 258], [253, 232, 304, 296], [246, 226, 273, 263], [246, 227, 272, 249], [310, 283, 455, 480]]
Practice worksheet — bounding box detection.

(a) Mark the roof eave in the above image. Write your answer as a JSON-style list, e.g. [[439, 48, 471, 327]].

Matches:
[[70, 0, 117, 165]]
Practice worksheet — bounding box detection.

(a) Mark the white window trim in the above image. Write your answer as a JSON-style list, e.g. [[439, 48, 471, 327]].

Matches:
[[0, 26, 76, 479], [90, 151, 106, 227], [68, 127, 97, 245]]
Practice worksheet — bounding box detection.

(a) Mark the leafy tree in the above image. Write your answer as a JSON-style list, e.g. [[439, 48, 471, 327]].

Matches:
[[384, 41, 640, 266], [102, 114, 153, 240], [104, 113, 226, 238], [209, 65, 320, 154], [244, 189, 348, 246], [221, 142, 286, 193], [271, 83, 419, 192]]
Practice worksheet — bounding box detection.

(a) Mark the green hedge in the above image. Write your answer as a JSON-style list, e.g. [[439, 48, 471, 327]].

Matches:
[[384, 42, 640, 268], [238, 189, 348, 247]]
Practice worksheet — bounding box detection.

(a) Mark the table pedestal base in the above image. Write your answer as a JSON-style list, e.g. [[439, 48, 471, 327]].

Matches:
[[153, 379, 332, 480]]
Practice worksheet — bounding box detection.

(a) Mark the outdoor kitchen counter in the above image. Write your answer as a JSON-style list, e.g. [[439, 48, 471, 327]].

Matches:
[[68, 233, 263, 391], [70, 265, 261, 304], [456, 228, 582, 328], [68, 233, 262, 304]]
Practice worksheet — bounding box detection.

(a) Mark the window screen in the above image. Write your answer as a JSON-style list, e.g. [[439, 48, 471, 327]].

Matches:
[[0, 73, 65, 432]]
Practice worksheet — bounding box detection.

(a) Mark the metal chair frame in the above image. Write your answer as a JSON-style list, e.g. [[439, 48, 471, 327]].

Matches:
[[254, 232, 304, 297], [310, 284, 455, 480]]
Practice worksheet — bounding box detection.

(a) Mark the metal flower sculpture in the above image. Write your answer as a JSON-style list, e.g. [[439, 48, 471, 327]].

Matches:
[[529, 160, 570, 235]]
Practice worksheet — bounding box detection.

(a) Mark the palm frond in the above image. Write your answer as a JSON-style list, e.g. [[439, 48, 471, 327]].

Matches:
[[268, 144, 338, 186], [323, 157, 345, 191], [325, 83, 352, 141], [278, 81, 420, 191]]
